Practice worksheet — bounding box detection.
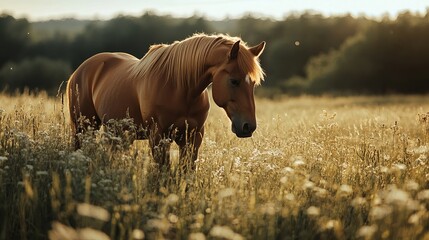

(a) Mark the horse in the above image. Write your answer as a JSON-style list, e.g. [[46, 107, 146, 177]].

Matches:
[[66, 33, 266, 170]]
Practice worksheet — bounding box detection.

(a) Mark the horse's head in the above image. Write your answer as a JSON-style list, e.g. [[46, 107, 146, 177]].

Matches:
[[210, 39, 266, 138]]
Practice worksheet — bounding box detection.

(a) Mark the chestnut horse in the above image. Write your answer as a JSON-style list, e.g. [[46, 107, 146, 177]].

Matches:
[[67, 33, 265, 169]]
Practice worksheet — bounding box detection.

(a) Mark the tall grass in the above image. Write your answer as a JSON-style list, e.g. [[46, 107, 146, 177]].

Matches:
[[1, 93, 428, 239]]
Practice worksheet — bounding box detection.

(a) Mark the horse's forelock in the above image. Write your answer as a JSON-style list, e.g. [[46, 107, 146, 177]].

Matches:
[[236, 45, 265, 85], [222, 36, 265, 85]]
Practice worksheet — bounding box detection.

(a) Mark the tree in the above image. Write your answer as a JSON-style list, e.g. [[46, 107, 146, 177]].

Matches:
[[306, 11, 429, 94], [0, 14, 31, 67], [0, 58, 71, 94], [263, 13, 369, 88]]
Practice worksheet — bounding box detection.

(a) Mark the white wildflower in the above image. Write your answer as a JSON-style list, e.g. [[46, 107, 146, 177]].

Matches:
[[209, 225, 243, 240], [166, 194, 179, 205], [48, 222, 78, 240], [78, 228, 110, 240], [356, 225, 377, 239], [405, 180, 420, 192], [322, 219, 340, 231], [281, 167, 294, 174], [266, 149, 284, 157], [384, 187, 409, 205], [48, 221, 110, 240], [410, 145, 429, 154], [408, 212, 422, 225], [417, 189, 429, 200], [303, 180, 315, 190], [69, 150, 89, 162], [251, 149, 261, 158], [0, 156, 7, 165], [264, 163, 278, 171], [36, 171, 49, 176], [98, 179, 112, 185], [284, 193, 295, 201], [370, 205, 392, 220], [372, 195, 382, 205], [260, 202, 276, 215], [213, 166, 225, 179], [168, 214, 179, 223], [189, 232, 206, 240], [306, 206, 320, 216], [337, 184, 353, 197], [351, 197, 367, 207], [391, 163, 407, 172], [218, 188, 235, 199], [416, 154, 427, 166], [77, 203, 110, 222], [314, 187, 328, 198], [131, 229, 145, 240], [293, 159, 305, 167], [147, 219, 170, 233], [233, 157, 241, 166]]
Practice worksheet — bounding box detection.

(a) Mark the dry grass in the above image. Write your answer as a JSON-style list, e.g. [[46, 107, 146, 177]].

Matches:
[[1, 93, 429, 239]]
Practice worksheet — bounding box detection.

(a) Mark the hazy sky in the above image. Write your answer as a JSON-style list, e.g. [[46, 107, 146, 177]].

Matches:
[[2, 0, 429, 21]]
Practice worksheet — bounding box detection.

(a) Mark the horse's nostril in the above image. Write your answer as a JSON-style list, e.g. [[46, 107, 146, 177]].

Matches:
[[242, 122, 250, 133]]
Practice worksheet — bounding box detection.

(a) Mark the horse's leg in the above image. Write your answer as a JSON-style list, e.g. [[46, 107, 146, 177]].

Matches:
[[149, 133, 171, 169], [68, 78, 101, 150], [176, 127, 204, 172]]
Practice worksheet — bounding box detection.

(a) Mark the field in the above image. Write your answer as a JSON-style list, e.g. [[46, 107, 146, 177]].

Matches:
[[1, 93, 429, 240]]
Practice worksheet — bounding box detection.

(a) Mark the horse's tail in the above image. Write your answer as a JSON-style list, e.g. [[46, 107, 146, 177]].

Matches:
[[66, 72, 80, 149], [66, 72, 77, 125]]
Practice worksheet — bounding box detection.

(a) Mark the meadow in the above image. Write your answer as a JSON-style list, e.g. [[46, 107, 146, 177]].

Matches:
[[0, 92, 428, 240]]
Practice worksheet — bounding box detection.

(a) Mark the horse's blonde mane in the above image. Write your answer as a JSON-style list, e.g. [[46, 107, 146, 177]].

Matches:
[[129, 33, 264, 89]]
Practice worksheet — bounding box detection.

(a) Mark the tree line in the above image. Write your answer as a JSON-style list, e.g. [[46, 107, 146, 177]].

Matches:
[[1, 11, 429, 96]]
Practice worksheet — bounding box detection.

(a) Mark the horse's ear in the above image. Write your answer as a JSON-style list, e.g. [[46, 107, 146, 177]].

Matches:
[[249, 41, 266, 57], [229, 40, 240, 60]]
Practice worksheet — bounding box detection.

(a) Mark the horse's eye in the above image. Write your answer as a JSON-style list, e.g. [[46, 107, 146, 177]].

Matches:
[[230, 79, 240, 87]]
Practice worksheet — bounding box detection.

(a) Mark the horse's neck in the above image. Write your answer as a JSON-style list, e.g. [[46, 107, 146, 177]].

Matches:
[[189, 46, 228, 99], [191, 70, 213, 99]]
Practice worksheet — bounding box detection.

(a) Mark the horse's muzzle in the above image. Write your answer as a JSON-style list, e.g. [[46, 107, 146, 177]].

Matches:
[[231, 119, 256, 138]]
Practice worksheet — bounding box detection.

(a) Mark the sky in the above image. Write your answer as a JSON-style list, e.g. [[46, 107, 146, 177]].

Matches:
[[2, 0, 429, 21]]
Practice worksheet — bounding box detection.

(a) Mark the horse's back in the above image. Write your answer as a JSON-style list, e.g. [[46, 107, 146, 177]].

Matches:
[[68, 52, 138, 92], [67, 52, 142, 127]]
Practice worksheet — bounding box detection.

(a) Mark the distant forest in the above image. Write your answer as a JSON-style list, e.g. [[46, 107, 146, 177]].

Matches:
[[1, 11, 429, 96]]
